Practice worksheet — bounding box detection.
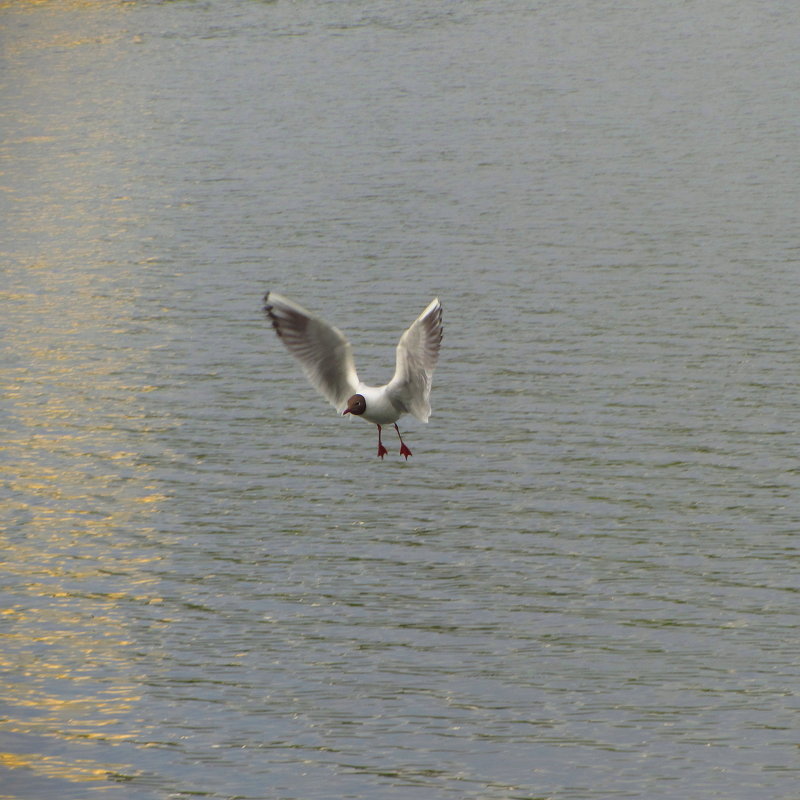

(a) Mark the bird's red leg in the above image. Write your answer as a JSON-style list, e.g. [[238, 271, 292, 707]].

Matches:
[[394, 423, 412, 460], [376, 424, 388, 459]]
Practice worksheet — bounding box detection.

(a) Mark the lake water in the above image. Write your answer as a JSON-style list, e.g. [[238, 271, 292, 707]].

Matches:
[[2, 1, 800, 798]]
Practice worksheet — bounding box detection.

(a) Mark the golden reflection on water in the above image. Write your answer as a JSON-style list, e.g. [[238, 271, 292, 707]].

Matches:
[[1, 384, 167, 787], [0, 752, 128, 784], [1, 489, 165, 787], [2, 2, 167, 793]]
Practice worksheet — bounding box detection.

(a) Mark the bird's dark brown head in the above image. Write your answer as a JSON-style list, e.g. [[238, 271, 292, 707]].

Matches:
[[343, 394, 366, 416]]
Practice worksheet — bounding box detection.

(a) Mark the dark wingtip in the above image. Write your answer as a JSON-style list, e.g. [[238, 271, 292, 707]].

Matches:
[[262, 290, 283, 336], [423, 302, 444, 347]]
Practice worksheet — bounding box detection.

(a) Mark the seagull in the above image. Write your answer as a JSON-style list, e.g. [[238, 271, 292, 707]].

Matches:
[[263, 291, 443, 459]]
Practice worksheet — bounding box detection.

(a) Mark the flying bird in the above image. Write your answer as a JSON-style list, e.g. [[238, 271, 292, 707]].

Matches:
[[263, 291, 443, 459]]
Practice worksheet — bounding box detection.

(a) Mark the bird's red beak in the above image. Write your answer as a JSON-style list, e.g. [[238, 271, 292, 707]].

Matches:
[[342, 409, 350, 415]]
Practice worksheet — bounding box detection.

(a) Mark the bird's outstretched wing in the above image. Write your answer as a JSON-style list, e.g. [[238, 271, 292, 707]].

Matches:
[[387, 298, 443, 422], [264, 291, 359, 413]]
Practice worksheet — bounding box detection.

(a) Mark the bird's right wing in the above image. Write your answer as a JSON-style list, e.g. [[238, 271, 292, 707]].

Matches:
[[263, 291, 360, 412]]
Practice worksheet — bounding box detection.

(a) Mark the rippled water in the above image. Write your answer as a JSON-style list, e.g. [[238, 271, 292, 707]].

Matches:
[[2, 1, 800, 798]]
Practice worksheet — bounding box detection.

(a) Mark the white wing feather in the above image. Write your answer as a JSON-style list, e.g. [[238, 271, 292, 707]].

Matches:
[[387, 298, 443, 422], [263, 291, 360, 413]]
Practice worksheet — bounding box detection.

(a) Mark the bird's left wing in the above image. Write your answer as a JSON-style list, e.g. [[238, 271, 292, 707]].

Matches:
[[263, 291, 360, 412], [387, 298, 443, 422]]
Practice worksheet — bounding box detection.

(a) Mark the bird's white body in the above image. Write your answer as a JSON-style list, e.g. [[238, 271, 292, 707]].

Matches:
[[354, 383, 404, 425]]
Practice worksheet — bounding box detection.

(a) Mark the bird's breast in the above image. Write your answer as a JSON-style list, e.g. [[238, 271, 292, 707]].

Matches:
[[358, 386, 403, 425]]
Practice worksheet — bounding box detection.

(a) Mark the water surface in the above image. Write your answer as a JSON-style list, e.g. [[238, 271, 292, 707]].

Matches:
[[2, 1, 800, 798]]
